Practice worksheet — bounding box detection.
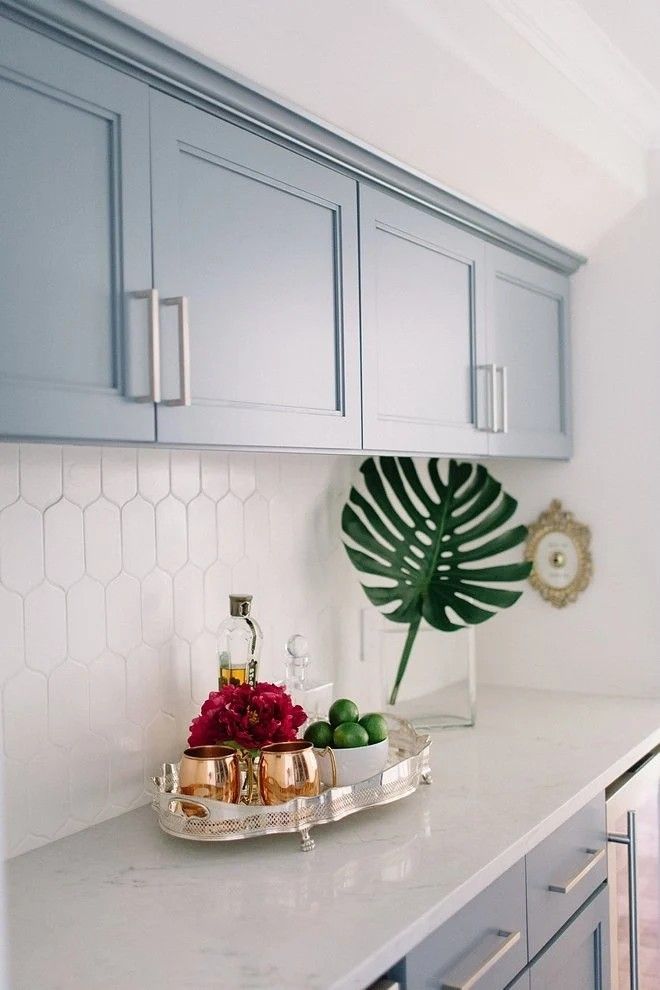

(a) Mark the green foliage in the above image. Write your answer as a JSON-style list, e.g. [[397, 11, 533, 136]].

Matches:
[[342, 458, 532, 703]]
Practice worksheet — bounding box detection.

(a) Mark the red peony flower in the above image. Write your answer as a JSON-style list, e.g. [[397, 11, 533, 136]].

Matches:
[[187, 682, 307, 752]]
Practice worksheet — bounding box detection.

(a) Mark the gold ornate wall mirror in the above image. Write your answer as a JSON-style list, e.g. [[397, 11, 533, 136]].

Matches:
[[525, 500, 592, 607]]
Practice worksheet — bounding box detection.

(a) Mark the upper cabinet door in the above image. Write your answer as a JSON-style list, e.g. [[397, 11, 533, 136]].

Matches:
[[359, 185, 488, 456], [150, 91, 361, 449], [486, 246, 571, 459], [0, 17, 155, 441]]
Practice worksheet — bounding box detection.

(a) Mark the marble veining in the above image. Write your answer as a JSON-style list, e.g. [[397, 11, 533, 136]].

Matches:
[[7, 686, 660, 990]]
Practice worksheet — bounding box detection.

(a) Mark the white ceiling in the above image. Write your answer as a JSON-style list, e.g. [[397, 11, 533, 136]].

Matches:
[[579, 0, 660, 99], [102, 0, 660, 253]]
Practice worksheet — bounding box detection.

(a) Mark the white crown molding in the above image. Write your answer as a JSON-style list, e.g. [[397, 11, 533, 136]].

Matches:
[[484, 0, 660, 148]]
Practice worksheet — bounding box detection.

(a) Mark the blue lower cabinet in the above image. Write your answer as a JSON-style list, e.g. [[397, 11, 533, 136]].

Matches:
[[506, 972, 531, 990], [391, 862, 528, 990], [387, 800, 611, 990], [0, 16, 155, 441], [388, 883, 609, 990], [528, 886, 610, 990], [525, 795, 607, 959]]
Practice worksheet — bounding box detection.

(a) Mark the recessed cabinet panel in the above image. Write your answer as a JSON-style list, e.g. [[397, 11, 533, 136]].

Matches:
[[487, 247, 571, 458], [529, 886, 610, 990], [2, 84, 113, 388], [151, 91, 361, 448], [360, 185, 488, 456], [0, 17, 154, 441], [494, 280, 562, 434], [373, 230, 473, 424], [176, 151, 338, 412]]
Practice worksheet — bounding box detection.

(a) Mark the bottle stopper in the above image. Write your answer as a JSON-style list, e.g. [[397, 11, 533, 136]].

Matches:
[[285, 633, 310, 691]]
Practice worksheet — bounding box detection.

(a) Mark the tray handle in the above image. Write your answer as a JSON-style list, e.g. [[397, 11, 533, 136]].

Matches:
[[166, 794, 212, 820]]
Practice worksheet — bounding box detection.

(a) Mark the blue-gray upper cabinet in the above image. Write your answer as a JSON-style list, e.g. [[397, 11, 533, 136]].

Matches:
[[359, 185, 488, 456], [0, 17, 155, 442], [485, 246, 571, 459], [149, 91, 361, 449]]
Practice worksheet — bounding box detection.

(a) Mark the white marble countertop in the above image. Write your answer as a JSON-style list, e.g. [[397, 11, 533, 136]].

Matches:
[[7, 686, 660, 990]]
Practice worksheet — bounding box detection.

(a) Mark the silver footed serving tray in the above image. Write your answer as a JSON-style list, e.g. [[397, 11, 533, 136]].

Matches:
[[151, 715, 431, 851]]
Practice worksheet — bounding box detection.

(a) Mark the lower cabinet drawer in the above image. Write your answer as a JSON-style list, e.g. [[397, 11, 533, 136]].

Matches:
[[525, 795, 607, 958], [393, 861, 527, 990]]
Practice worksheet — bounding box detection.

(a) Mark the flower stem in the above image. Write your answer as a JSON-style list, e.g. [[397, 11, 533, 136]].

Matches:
[[389, 614, 422, 706]]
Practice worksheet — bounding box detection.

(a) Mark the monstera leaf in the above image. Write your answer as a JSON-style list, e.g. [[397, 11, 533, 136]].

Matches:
[[342, 458, 532, 704]]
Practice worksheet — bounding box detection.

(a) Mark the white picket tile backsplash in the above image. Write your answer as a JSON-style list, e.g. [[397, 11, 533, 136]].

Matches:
[[0, 445, 18, 509], [0, 442, 362, 857], [0, 501, 43, 593], [25, 583, 66, 675], [68, 577, 106, 662], [121, 497, 156, 578], [62, 445, 102, 507], [20, 444, 61, 510]]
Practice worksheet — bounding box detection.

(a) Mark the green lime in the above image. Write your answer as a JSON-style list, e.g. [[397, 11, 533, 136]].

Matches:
[[329, 698, 360, 727], [303, 720, 333, 748], [358, 713, 389, 745], [333, 722, 369, 748]]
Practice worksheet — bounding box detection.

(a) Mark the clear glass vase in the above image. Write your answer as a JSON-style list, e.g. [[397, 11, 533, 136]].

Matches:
[[238, 750, 260, 804], [362, 610, 476, 729]]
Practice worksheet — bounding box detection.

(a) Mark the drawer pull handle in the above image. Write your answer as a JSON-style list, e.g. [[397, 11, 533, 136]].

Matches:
[[548, 846, 605, 894], [441, 929, 521, 990]]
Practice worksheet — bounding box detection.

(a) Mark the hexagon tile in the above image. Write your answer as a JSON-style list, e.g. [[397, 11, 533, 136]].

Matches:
[[0, 442, 363, 857]]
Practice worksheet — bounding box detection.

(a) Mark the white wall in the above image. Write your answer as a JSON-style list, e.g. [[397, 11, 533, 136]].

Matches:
[[477, 155, 660, 698]]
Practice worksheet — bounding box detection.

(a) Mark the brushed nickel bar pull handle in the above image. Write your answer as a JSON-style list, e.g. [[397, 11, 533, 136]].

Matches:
[[548, 847, 606, 894], [476, 365, 498, 431], [497, 365, 508, 434], [161, 295, 191, 407], [132, 289, 161, 403], [609, 811, 639, 990], [490, 362, 499, 433], [442, 929, 521, 990]]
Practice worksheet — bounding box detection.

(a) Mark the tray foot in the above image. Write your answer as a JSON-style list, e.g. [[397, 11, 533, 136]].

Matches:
[[299, 827, 315, 852], [421, 767, 433, 785]]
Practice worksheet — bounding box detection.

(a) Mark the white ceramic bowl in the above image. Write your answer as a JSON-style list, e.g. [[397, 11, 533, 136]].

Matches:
[[314, 738, 389, 787]]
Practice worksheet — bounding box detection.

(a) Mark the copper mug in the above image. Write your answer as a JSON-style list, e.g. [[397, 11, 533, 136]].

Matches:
[[179, 745, 241, 810], [258, 740, 320, 805]]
